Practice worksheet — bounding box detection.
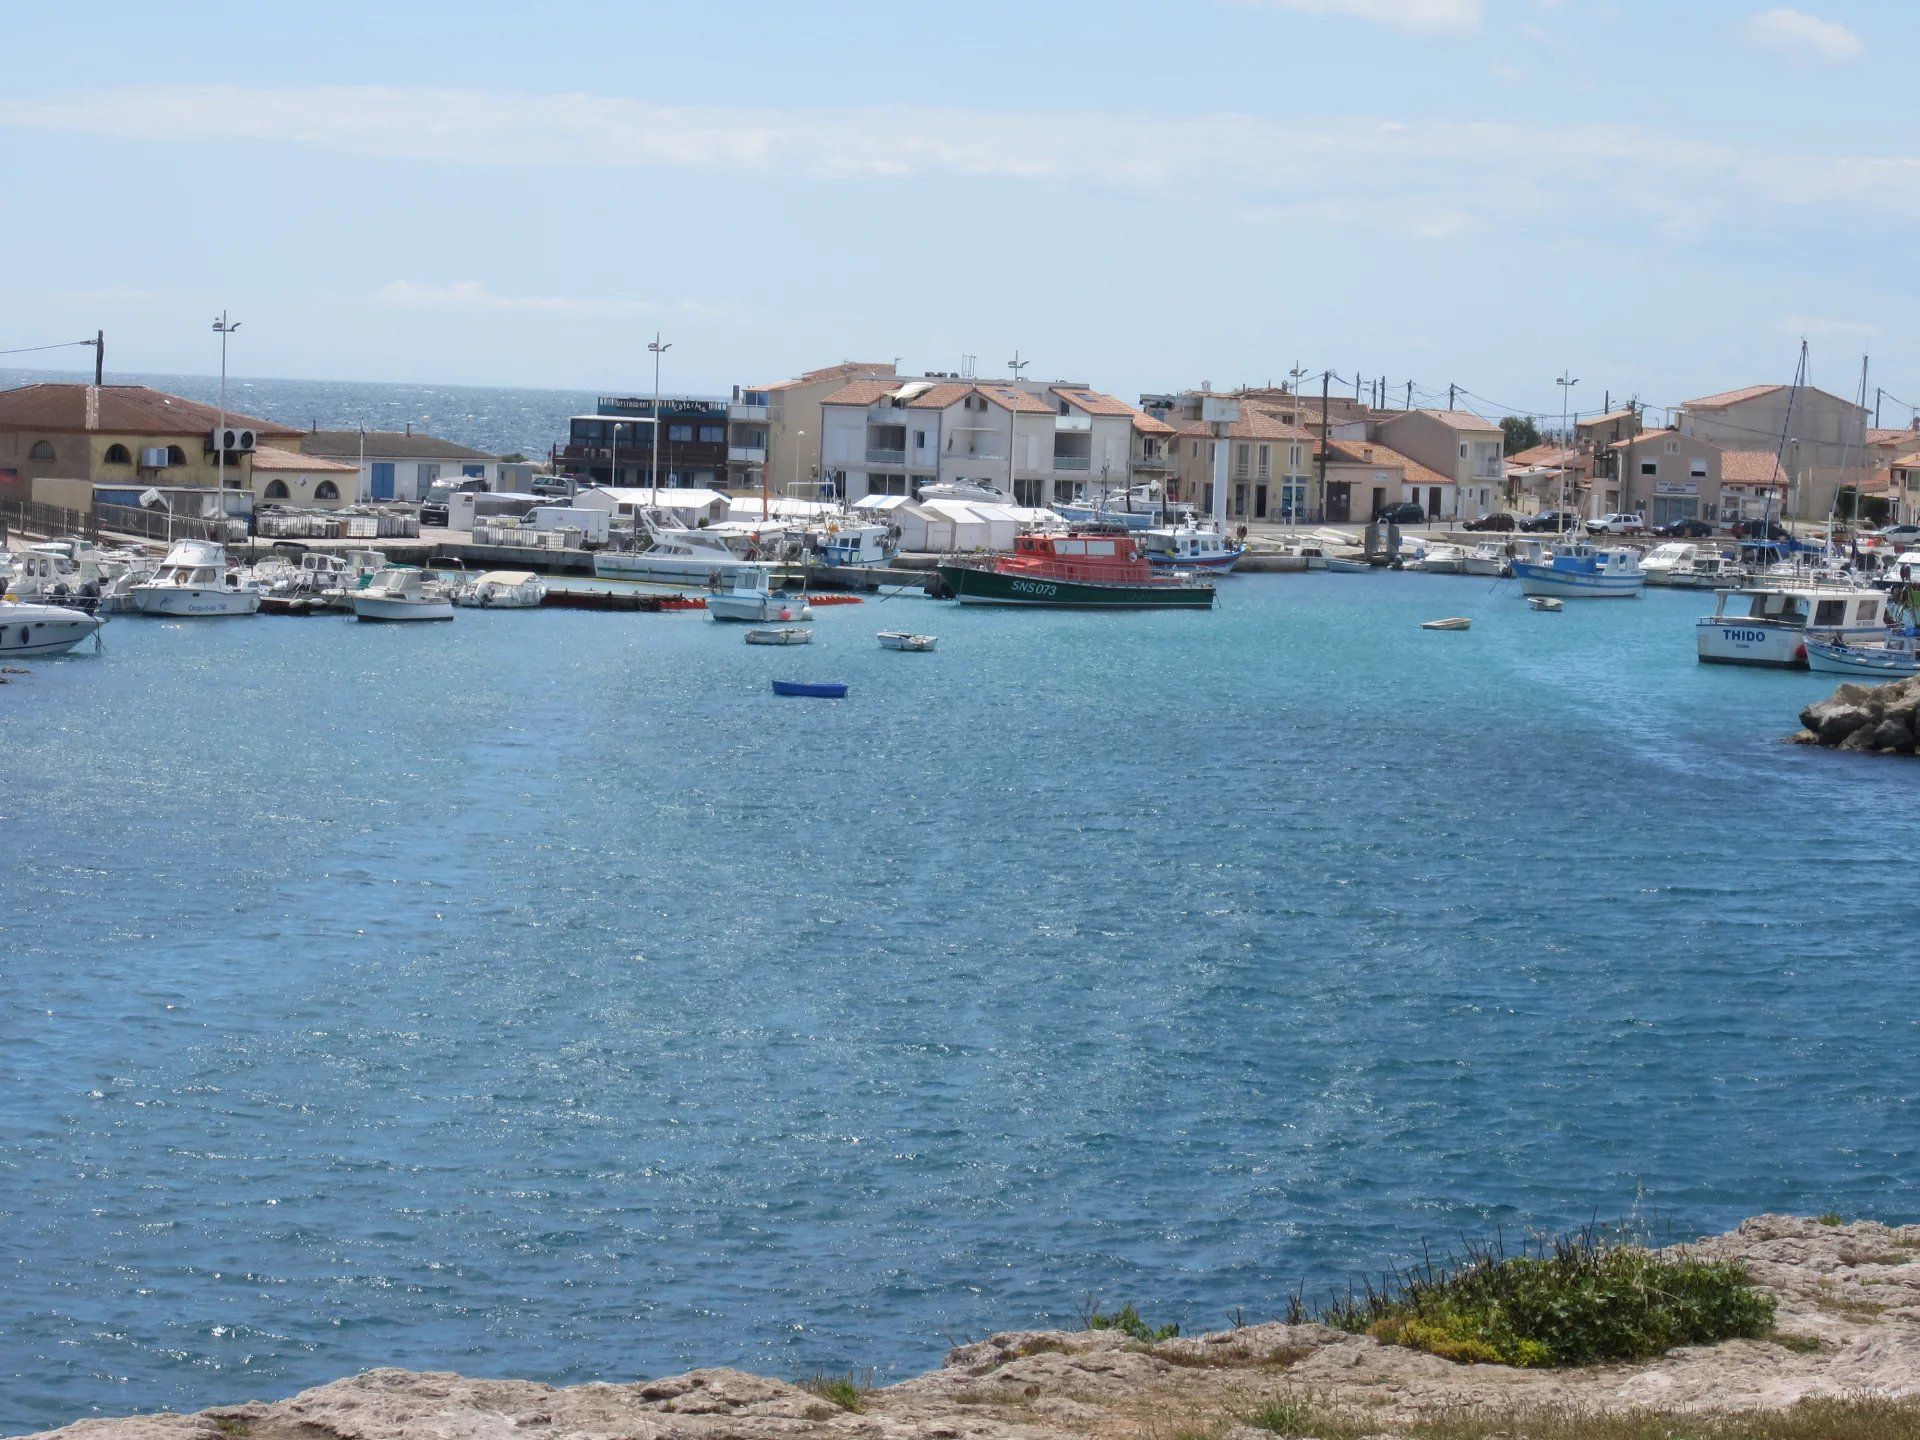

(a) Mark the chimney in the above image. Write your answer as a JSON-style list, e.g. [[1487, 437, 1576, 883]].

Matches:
[[406, 422, 413, 435]]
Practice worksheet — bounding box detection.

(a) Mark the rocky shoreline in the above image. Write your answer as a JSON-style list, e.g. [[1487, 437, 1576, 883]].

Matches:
[[1793, 675, 1920, 755], [20, 1216, 1919, 1440]]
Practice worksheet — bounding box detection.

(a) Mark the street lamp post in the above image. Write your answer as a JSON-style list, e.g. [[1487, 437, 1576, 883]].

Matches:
[[648, 332, 671, 505], [1556, 372, 1579, 532], [1007, 351, 1029, 503], [212, 311, 241, 507]]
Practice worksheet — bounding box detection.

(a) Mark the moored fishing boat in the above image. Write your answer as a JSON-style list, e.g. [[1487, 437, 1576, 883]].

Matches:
[[1513, 542, 1644, 599], [350, 566, 455, 622], [936, 529, 1214, 609], [706, 565, 813, 622], [129, 539, 262, 617], [1140, 523, 1245, 573], [1696, 583, 1884, 667]]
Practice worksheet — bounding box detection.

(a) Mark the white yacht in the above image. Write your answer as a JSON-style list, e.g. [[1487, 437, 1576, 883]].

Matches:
[[1463, 540, 1509, 577], [1665, 552, 1745, 590], [593, 521, 765, 586], [815, 521, 897, 567], [1639, 542, 1698, 586], [1697, 583, 1885, 667], [350, 566, 455, 622], [130, 540, 262, 617], [705, 565, 813, 623], [0, 600, 104, 657], [1411, 542, 1469, 574]]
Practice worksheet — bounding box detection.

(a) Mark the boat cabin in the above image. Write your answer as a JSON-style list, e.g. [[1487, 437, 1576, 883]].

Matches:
[[1708, 587, 1884, 631]]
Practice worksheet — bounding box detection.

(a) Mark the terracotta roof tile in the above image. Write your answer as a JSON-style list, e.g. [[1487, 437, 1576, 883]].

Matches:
[[1173, 409, 1314, 442], [769, 362, 895, 391], [1578, 408, 1640, 428], [971, 384, 1054, 415], [0, 383, 299, 438], [904, 383, 979, 410], [1509, 443, 1593, 471], [821, 379, 911, 407], [1317, 438, 1450, 489], [251, 444, 357, 473], [1401, 408, 1502, 433], [1051, 387, 1135, 418], [1719, 450, 1789, 486], [1683, 383, 1785, 409], [1131, 411, 1175, 436]]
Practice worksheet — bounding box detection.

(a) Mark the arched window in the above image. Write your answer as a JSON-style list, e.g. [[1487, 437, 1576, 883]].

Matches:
[[166, 445, 187, 465], [103, 443, 132, 464], [263, 479, 290, 499], [28, 440, 55, 461], [314, 480, 340, 501]]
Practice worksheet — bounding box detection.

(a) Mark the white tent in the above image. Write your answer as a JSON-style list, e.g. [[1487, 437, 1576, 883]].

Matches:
[[728, 496, 841, 524], [574, 486, 730, 527], [852, 494, 913, 515]]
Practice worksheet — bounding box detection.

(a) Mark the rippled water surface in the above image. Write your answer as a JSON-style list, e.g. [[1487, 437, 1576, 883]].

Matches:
[[3, 578, 1915, 1435]]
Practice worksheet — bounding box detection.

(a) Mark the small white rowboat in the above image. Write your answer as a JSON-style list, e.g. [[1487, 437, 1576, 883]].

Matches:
[[1421, 617, 1472, 631], [745, 627, 813, 646], [877, 630, 937, 652], [1527, 596, 1564, 612]]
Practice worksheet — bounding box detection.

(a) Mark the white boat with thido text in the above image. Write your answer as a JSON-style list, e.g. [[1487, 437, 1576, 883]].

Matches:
[[350, 566, 455, 622], [1512, 541, 1644, 599], [129, 539, 262, 617], [1696, 583, 1885, 667], [1141, 523, 1245, 573]]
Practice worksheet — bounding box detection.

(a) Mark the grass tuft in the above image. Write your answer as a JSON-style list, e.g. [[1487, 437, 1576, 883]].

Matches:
[[1407, 1395, 1920, 1440], [1318, 1222, 1775, 1368], [1818, 1212, 1847, 1227], [1085, 1300, 1180, 1343], [799, 1372, 869, 1412]]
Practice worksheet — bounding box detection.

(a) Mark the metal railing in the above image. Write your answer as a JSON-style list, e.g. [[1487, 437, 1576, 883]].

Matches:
[[865, 448, 907, 465], [3, 496, 222, 546], [1052, 455, 1092, 471]]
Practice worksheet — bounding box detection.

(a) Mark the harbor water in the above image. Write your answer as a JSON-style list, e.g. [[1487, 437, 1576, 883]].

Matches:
[[3, 578, 1916, 1434]]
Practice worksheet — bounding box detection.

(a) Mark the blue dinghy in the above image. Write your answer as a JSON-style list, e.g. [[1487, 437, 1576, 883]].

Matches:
[[771, 680, 849, 698]]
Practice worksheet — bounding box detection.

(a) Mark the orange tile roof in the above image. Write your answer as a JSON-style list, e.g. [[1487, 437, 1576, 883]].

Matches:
[[1893, 450, 1920, 470], [1509, 443, 1593, 471], [0, 383, 299, 438], [1578, 408, 1639, 428], [251, 444, 356, 473], [1683, 383, 1785, 409], [1317, 438, 1450, 489], [1719, 450, 1789, 486], [770, 362, 895, 392], [1131, 411, 1175, 436], [1402, 408, 1502, 433], [971, 384, 1054, 415], [820, 379, 910, 407], [1051, 386, 1135, 418], [1173, 409, 1314, 442], [904, 382, 979, 410], [1869, 427, 1920, 447], [1605, 427, 1678, 451]]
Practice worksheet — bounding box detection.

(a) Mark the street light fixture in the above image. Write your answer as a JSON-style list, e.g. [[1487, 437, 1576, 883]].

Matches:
[[648, 332, 672, 504], [212, 310, 241, 497]]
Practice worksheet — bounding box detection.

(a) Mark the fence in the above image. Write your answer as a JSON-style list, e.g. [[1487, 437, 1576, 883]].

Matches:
[[0, 495, 227, 546]]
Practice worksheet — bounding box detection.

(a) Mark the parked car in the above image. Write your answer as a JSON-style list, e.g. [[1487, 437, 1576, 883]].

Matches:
[[1588, 512, 1646, 535], [1463, 510, 1519, 532], [1522, 510, 1583, 532], [1731, 518, 1790, 541], [1375, 501, 1427, 524], [1877, 523, 1920, 542], [1651, 517, 1714, 538], [420, 477, 488, 527]]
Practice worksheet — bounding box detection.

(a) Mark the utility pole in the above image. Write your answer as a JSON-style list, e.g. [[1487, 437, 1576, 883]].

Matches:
[[1556, 371, 1579, 529], [1317, 369, 1330, 524], [88, 329, 104, 385], [1448, 383, 1457, 411], [1405, 381, 1412, 411], [1007, 351, 1029, 501], [648, 332, 671, 505]]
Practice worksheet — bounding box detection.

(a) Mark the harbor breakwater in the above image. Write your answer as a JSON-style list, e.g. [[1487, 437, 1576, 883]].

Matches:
[[21, 1216, 1920, 1440], [1793, 675, 1920, 755]]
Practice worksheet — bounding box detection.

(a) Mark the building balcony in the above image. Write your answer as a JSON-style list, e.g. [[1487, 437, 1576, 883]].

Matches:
[[1133, 454, 1171, 473], [729, 445, 767, 464], [1053, 454, 1092, 472], [866, 448, 907, 466], [730, 402, 769, 422]]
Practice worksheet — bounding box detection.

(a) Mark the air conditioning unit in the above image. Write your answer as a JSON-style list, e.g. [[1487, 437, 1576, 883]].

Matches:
[[140, 446, 171, 468], [211, 426, 257, 453]]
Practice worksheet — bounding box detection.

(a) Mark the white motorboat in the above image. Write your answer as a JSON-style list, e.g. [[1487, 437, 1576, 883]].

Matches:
[[454, 570, 546, 609], [593, 519, 765, 586], [0, 600, 104, 657], [129, 540, 262, 617], [705, 565, 813, 623], [920, 478, 1014, 505], [350, 566, 455, 622], [1804, 633, 1919, 677], [1513, 542, 1644, 599], [877, 630, 937, 651], [1639, 542, 1698, 586], [815, 522, 897, 568], [1142, 524, 1245, 573], [1463, 541, 1510, 577], [1412, 543, 1468, 574], [745, 626, 812, 645], [1697, 584, 1885, 667], [1665, 552, 1745, 590]]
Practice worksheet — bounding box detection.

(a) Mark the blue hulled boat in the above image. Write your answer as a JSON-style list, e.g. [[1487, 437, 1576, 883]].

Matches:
[[1512, 542, 1644, 599]]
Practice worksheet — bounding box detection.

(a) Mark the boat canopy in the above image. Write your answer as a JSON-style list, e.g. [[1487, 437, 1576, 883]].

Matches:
[[472, 570, 536, 586]]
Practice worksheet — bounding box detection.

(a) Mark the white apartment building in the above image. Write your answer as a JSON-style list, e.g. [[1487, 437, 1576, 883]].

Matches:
[[818, 376, 1148, 505]]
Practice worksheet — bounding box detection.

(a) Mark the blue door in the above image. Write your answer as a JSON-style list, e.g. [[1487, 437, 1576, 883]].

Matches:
[[371, 462, 395, 500], [461, 464, 484, 479]]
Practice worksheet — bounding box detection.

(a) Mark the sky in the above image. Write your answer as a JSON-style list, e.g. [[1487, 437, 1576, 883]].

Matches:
[[2, 0, 1917, 426]]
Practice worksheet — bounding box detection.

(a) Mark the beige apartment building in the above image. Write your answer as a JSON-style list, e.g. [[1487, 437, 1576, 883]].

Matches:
[[765, 361, 897, 498], [1371, 409, 1504, 520], [1677, 383, 1867, 520], [1168, 409, 1315, 522]]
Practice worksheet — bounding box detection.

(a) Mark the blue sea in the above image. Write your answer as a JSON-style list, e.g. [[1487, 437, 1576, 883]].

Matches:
[[3, 566, 1917, 1434], [1, 367, 591, 462]]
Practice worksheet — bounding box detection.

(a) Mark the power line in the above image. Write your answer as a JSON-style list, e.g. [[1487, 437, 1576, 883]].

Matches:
[[0, 338, 98, 357]]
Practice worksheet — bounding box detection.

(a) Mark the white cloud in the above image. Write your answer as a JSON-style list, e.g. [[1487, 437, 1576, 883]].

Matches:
[[1240, 0, 1484, 32], [375, 281, 656, 317], [8, 83, 1920, 245], [1743, 7, 1863, 63], [1780, 315, 1881, 341]]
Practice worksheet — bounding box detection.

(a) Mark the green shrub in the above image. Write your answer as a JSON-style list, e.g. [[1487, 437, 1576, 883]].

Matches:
[[1086, 1300, 1179, 1343], [1323, 1224, 1775, 1368], [800, 1373, 867, 1412], [1817, 1212, 1846, 1227]]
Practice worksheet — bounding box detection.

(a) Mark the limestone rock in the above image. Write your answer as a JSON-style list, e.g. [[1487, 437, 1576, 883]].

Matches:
[[22, 1217, 1920, 1440]]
